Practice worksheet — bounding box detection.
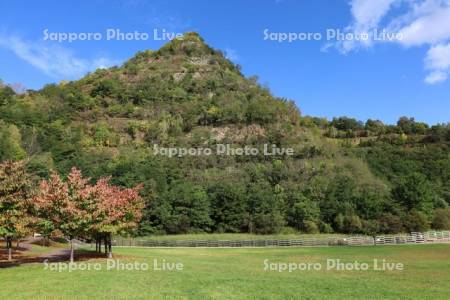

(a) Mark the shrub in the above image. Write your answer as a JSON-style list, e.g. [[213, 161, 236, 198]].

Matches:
[[378, 213, 404, 233], [319, 222, 334, 233], [432, 208, 450, 230], [404, 211, 430, 232], [344, 215, 362, 233], [303, 221, 319, 234]]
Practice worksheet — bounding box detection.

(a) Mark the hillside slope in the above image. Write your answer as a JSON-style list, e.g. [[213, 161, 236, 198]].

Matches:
[[0, 33, 449, 235]]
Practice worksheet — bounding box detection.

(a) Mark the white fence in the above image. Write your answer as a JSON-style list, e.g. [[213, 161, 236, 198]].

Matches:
[[375, 231, 450, 245], [112, 231, 450, 248]]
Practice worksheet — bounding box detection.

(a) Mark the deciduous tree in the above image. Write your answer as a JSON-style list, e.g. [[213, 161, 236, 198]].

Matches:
[[0, 161, 33, 261]]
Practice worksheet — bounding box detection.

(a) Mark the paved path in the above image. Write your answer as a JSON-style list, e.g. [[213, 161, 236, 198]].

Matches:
[[21, 237, 72, 262]]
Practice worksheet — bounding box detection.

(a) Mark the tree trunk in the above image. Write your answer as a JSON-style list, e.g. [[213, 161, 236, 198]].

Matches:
[[107, 233, 112, 259], [97, 234, 102, 253], [7, 237, 12, 261], [70, 239, 74, 263]]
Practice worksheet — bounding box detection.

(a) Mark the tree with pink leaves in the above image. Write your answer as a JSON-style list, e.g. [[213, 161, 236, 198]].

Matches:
[[32, 167, 144, 261], [91, 178, 144, 257], [33, 168, 91, 262]]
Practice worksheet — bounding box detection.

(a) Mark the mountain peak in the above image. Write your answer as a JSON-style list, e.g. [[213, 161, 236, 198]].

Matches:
[[105, 32, 242, 88], [125, 32, 215, 66]]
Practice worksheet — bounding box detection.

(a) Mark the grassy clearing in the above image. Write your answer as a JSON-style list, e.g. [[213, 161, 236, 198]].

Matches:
[[0, 244, 449, 299]]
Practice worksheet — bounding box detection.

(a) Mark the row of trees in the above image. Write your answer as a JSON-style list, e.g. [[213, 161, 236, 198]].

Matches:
[[0, 161, 144, 261], [142, 171, 449, 236], [301, 116, 450, 140]]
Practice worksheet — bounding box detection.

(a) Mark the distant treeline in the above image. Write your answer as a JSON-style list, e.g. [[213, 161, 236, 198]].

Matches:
[[302, 115, 450, 141]]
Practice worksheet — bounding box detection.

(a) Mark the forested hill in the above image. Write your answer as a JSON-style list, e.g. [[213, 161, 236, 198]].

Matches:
[[0, 32, 449, 235]]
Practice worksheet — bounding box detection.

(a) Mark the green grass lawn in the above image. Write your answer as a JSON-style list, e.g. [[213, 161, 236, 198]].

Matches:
[[1, 244, 449, 299]]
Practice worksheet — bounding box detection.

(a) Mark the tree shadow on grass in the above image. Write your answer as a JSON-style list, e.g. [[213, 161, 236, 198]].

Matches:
[[0, 248, 112, 269]]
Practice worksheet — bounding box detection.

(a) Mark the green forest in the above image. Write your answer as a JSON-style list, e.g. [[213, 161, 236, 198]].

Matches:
[[1, 33, 449, 236]]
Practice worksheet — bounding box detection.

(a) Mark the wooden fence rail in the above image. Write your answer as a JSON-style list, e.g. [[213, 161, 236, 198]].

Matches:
[[112, 231, 450, 248]]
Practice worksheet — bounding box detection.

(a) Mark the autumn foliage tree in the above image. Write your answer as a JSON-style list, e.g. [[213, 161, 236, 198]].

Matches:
[[33, 168, 93, 262], [0, 161, 33, 261], [91, 178, 144, 258], [32, 167, 143, 261]]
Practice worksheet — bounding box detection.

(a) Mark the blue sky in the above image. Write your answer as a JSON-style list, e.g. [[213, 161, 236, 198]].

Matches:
[[0, 0, 449, 125]]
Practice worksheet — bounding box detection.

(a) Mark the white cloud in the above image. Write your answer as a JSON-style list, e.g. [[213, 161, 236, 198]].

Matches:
[[333, 0, 450, 83], [425, 43, 450, 70], [225, 48, 239, 62], [396, 5, 450, 46], [0, 34, 118, 79], [337, 0, 398, 52], [351, 0, 397, 30], [424, 43, 450, 84], [424, 70, 447, 84]]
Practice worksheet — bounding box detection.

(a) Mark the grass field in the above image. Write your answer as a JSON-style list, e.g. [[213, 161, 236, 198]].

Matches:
[[1, 243, 449, 299]]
